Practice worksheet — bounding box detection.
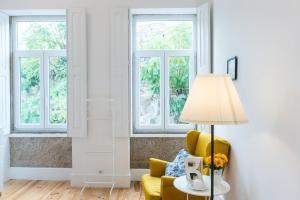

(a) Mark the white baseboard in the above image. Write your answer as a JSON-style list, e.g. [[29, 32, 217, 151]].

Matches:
[[7, 168, 146, 184], [3, 136, 10, 182], [71, 173, 131, 188], [9, 167, 71, 181], [130, 169, 149, 181]]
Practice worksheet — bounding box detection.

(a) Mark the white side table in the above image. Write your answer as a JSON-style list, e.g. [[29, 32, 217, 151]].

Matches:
[[173, 175, 230, 200]]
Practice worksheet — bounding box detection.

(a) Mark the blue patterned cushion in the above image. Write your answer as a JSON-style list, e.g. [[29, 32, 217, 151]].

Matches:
[[165, 149, 189, 177]]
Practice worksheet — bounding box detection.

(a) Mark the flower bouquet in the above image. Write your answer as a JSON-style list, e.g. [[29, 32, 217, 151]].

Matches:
[[204, 153, 229, 185]]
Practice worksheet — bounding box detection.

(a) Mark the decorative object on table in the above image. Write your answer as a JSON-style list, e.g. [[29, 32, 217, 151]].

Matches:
[[204, 153, 228, 186], [180, 74, 248, 200], [184, 156, 208, 191], [227, 56, 238, 80], [165, 149, 189, 177]]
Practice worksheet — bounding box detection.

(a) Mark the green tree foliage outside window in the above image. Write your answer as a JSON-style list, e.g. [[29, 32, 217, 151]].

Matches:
[[20, 57, 41, 124], [137, 21, 193, 50], [139, 57, 161, 125], [49, 56, 67, 124], [169, 57, 189, 124], [18, 22, 67, 50]]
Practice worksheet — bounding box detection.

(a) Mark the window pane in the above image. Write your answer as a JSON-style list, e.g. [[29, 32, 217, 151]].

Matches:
[[139, 57, 161, 126], [17, 21, 66, 50], [169, 56, 190, 124], [49, 56, 67, 124], [136, 20, 193, 50], [20, 57, 41, 124]]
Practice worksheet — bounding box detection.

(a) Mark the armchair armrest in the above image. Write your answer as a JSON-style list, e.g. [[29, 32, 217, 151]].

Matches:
[[149, 158, 168, 177], [161, 175, 176, 187], [161, 176, 187, 200]]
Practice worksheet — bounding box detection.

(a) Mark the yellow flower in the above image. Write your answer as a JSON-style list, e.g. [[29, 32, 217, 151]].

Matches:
[[219, 160, 224, 167], [204, 153, 228, 169], [221, 154, 228, 162]]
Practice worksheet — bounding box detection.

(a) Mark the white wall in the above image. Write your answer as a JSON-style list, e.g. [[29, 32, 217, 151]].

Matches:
[[213, 0, 300, 199], [0, 0, 205, 187]]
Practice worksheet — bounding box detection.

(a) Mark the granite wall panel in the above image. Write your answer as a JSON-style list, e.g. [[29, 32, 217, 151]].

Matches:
[[130, 137, 185, 168], [10, 137, 184, 169], [10, 137, 72, 168]]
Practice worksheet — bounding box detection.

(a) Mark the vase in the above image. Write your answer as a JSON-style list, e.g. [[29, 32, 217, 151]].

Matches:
[[209, 169, 223, 186]]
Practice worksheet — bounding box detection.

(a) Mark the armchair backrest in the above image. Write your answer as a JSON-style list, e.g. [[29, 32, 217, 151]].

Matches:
[[186, 130, 230, 158]]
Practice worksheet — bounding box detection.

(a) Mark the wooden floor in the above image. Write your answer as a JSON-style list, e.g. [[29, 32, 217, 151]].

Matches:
[[1, 180, 145, 200]]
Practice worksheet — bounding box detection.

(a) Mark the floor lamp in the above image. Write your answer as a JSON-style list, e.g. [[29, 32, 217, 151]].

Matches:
[[180, 75, 247, 200]]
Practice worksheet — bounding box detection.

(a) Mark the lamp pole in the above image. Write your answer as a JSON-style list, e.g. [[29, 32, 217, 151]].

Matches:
[[211, 125, 214, 200]]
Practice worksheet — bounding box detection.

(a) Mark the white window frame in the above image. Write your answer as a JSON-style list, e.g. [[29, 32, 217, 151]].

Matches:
[[132, 14, 197, 133], [12, 16, 67, 132]]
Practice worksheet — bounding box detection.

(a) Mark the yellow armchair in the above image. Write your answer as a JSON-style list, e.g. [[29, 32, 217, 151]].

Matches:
[[141, 130, 230, 200]]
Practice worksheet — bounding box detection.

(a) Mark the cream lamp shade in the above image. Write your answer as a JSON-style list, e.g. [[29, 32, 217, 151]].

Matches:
[[180, 74, 247, 125]]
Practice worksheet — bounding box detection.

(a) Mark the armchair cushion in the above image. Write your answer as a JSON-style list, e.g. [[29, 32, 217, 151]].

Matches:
[[142, 174, 161, 200], [165, 149, 189, 177]]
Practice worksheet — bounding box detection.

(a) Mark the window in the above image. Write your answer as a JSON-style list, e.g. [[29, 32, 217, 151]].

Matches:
[[132, 15, 196, 133], [13, 16, 67, 131]]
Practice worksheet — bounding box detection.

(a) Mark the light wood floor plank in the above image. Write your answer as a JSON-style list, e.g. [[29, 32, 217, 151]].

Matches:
[[1, 180, 145, 200]]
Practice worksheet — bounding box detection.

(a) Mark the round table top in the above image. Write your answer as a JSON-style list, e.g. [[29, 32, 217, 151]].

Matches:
[[173, 175, 230, 197]]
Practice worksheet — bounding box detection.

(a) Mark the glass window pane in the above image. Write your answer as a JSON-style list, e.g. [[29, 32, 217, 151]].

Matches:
[[17, 21, 66, 50], [49, 56, 67, 124], [20, 57, 41, 124], [169, 56, 190, 124], [136, 20, 193, 50], [139, 57, 161, 126]]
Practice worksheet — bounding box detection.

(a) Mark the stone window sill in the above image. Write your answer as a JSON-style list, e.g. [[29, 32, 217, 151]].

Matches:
[[131, 133, 186, 138], [9, 133, 68, 138]]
